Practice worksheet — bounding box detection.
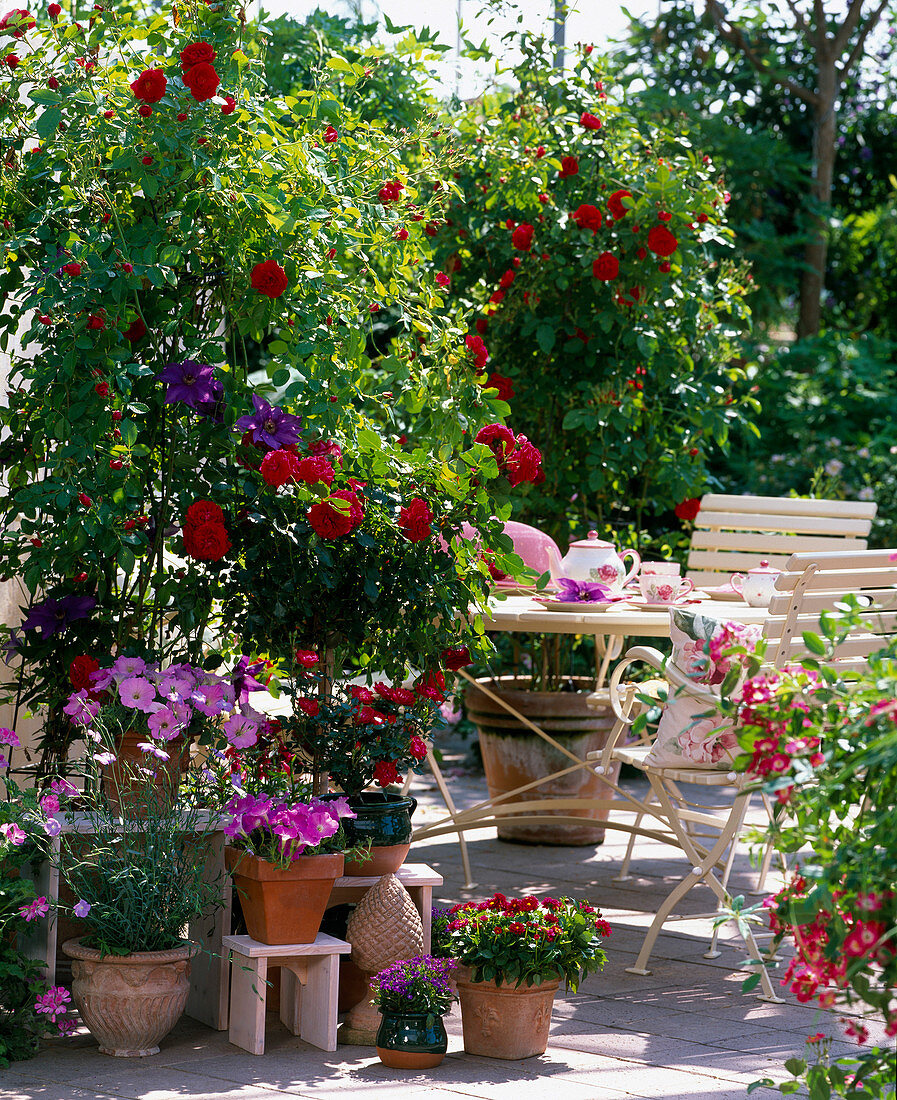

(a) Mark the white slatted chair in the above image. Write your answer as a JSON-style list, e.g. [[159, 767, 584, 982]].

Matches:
[[597, 550, 897, 997], [687, 493, 877, 588]]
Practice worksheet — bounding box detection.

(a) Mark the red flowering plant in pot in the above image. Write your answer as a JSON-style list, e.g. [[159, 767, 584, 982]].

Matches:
[[430, 32, 754, 553], [445, 892, 609, 1059], [0, 0, 512, 781]]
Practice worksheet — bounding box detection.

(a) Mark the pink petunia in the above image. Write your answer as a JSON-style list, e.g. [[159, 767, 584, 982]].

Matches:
[[118, 677, 157, 712]]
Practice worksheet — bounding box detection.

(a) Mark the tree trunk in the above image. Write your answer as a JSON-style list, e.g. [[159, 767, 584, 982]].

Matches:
[[797, 55, 839, 340]]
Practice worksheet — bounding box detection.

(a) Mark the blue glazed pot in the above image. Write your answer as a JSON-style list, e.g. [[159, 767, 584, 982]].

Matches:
[[342, 792, 417, 875], [376, 1010, 447, 1069]]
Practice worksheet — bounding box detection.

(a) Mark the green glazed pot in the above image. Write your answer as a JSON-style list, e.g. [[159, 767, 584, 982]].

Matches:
[[375, 1010, 448, 1069], [340, 792, 417, 875]]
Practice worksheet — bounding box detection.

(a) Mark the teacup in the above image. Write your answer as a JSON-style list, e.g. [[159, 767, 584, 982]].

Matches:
[[639, 575, 694, 604], [641, 561, 680, 576]]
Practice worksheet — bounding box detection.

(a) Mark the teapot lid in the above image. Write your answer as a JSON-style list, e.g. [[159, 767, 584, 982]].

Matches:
[[748, 559, 781, 575], [569, 530, 614, 549]]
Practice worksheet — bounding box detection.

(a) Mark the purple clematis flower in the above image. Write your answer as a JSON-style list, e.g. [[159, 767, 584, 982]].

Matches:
[[157, 361, 222, 415], [22, 596, 96, 639], [556, 578, 614, 603], [235, 394, 302, 450], [231, 656, 268, 707]]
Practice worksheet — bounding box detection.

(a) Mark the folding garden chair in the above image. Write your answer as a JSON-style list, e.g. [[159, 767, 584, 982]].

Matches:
[[686, 493, 877, 588]]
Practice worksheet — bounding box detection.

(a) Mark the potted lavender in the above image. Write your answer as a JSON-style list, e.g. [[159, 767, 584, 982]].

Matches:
[[371, 955, 457, 1069]]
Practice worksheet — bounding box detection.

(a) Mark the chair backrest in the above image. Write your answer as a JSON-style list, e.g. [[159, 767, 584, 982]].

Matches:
[[763, 549, 897, 672], [686, 493, 877, 587]]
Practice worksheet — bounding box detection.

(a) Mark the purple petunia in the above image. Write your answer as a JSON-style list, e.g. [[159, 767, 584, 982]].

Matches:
[[235, 394, 302, 450], [72, 899, 91, 918], [118, 677, 156, 713], [556, 578, 615, 603], [22, 595, 96, 639], [157, 361, 222, 414]]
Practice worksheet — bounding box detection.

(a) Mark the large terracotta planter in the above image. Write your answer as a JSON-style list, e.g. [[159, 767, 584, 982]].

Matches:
[[457, 972, 559, 1059], [101, 730, 190, 815], [341, 792, 417, 876], [62, 938, 195, 1057], [376, 1010, 448, 1069], [225, 847, 344, 944], [465, 677, 621, 845]]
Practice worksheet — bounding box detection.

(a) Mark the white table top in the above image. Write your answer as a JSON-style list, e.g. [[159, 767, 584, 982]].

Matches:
[[480, 595, 770, 638]]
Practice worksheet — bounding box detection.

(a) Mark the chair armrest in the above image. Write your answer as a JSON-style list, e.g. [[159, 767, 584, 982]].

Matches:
[[608, 646, 668, 723]]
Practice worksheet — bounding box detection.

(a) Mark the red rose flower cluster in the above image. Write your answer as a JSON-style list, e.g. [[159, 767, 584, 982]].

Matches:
[[69, 654, 100, 695], [674, 497, 701, 522], [483, 372, 514, 402], [260, 447, 300, 487], [0, 8, 34, 36], [607, 189, 632, 220], [559, 155, 579, 179], [647, 224, 678, 257], [182, 499, 231, 561], [465, 333, 489, 372], [511, 222, 535, 251], [592, 251, 619, 281], [180, 41, 219, 102], [307, 488, 363, 539], [474, 423, 543, 486], [398, 497, 433, 543], [131, 67, 166, 104], [378, 179, 405, 204], [580, 111, 602, 131], [571, 203, 602, 232]]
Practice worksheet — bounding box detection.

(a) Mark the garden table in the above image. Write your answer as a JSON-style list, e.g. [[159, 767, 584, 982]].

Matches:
[[414, 594, 771, 879]]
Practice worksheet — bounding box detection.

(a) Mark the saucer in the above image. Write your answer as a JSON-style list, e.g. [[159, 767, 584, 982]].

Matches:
[[535, 596, 631, 613], [633, 599, 701, 611]]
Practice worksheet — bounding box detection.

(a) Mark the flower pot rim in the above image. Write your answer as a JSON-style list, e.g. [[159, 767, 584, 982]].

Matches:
[[377, 1008, 450, 1019], [456, 973, 561, 993], [61, 937, 197, 965], [224, 846, 345, 880]]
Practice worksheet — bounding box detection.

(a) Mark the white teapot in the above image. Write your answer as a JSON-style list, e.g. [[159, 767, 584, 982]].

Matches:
[[547, 531, 641, 593], [731, 560, 782, 607]]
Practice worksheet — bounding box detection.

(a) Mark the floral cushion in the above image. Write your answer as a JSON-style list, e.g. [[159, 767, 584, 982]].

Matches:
[[643, 609, 760, 770]]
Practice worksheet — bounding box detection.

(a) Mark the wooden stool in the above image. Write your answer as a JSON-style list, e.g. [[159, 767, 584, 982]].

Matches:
[[223, 932, 351, 1054]]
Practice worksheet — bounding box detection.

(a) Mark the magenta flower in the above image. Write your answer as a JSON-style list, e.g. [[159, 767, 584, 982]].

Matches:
[[556, 578, 615, 603], [40, 793, 59, 815], [137, 741, 170, 760], [63, 690, 100, 726], [118, 677, 156, 712], [34, 986, 71, 1021], [92, 751, 116, 766], [19, 896, 49, 922], [73, 899, 91, 918], [112, 655, 147, 678], [147, 705, 183, 741], [192, 682, 226, 717], [43, 816, 62, 838], [223, 712, 259, 748], [1, 822, 26, 846], [51, 778, 78, 797], [0, 726, 20, 746], [155, 671, 193, 702], [235, 394, 302, 450]]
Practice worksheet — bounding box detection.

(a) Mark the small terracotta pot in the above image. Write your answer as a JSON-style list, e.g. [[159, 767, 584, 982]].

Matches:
[[63, 938, 195, 1057], [456, 973, 559, 1059], [101, 730, 190, 816], [225, 847, 344, 945]]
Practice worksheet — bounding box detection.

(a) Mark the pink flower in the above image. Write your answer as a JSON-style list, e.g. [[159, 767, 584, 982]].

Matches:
[[137, 741, 170, 760], [118, 676, 156, 712], [63, 689, 100, 726], [19, 896, 49, 922], [1, 822, 26, 846], [34, 986, 71, 1021], [73, 899, 91, 918], [223, 713, 259, 749], [0, 726, 21, 745]]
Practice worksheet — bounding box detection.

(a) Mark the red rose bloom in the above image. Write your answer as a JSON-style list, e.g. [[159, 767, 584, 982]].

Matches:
[[580, 111, 602, 130], [373, 760, 401, 788], [183, 61, 219, 102], [48, 3, 60, 17], [179, 41, 216, 71], [260, 448, 300, 487], [124, 317, 147, 343], [331, 488, 363, 526], [86, 314, 105, 330], [535, 145, 546, 158], [559, 155, 579, 179], [295, 455, 334, 487], [675, 498, 701, 522], [398, 497, 433, 543], [220, 96, 236, 115], [409, 735, 428, 761], [251, 259, 288, 299], [483, 372, 514, 402], [350, 685, 375, 704], [0, 8, 33, 36], [647, 224, 679, 257], [297, 697, 320, 717], [185, 499, 224, 528], [308, 494, 357, 538], [295, 649, 319, 668], [62, 262, 81, 276], [499, 269, 516, 289], [5, 52, 19, 68], [183, 521, 230, 561], [592, 252, 619, 281], [607, 189, 632, 220], [130, 68, 166, 104], [465, 333, 489, 371], [571, 204, 602, 232], [505, 438, 543, 486], [323, 124, 338, 143], [69, 654, 100, 692], [414, 670, 446, 702], [511, 223, 535, 251], [441, 645, 472, 671], [475, 423, 515, 460]]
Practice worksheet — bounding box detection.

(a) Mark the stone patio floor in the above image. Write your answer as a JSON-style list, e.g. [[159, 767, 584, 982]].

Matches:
[[4, 744, 892, 1100]]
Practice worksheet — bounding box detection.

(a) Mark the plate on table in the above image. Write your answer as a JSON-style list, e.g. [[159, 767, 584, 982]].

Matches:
[[632, 599, 702, 611], [699, 584, 746, 602], [534, 596, 632, 613]]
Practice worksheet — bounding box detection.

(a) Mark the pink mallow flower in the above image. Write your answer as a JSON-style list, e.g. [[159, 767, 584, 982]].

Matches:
[[137, 741, 170, 761], [1, 821, 26, 846], [19, 896, 49, 922], [223, 713, 259, 749], [147, 705, 183, 741]]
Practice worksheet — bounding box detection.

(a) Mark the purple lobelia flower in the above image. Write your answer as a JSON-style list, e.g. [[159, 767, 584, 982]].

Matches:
[[235, 394, 302, 450], [556, 578, 614, 603], [157, 361, 221, 414], [22, 595, 96, 639]]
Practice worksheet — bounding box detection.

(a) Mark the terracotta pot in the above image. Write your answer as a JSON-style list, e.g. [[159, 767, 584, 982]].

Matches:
[[225, 847, 344, 945], [376, 1010, 448, 1069], [466, 677, 621, 845], [457, 973, 559, 1059], [340, 793, 416, 876], [62, 938, 195, 1057], [101, 730, 190, 815]]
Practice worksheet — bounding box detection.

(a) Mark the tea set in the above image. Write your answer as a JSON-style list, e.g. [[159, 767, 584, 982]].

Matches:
[[539, 531, 781, 610]]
